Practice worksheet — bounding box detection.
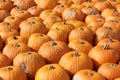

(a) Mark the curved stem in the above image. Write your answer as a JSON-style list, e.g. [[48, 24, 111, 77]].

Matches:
[[14, 43, 20, 48], [50, 42, 57, 46], [88, 72, 94, 76], [7, 67, 13, 71], [103, 44, 109, 50], [49, 65, 55, 70], [73, 51, 80, 57], [110, 64, 117, 68]]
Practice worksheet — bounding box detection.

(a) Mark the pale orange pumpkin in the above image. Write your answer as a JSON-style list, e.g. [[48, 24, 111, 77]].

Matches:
[[59, 51, 93, 76]]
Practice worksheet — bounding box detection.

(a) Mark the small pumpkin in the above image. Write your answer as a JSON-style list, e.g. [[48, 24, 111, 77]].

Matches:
[[0, 66, 27, 80], [0, 10, 9, 22], [35, 64, 70, 80], [98, 63, 120, 80], [3, 43, 31, 61], [13, 51, 46, 80], [88, 44, 120, 69], [72, 69, 106, 80], [28, 33, 52, 52], [68, 39, 93, 54], [59, 51, 93, 76], [38, 41, 70, 63]]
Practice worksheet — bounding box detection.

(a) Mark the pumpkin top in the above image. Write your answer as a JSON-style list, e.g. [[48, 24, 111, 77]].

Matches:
[[73, 51, 80, 57], [109, 63, 117, 68], [7, 67, 13, 71], [12, 36, 18, 40], [103, 44, 110, 50], [14, 43, 20, 48], [87, 72, 94, 76], [49, 65, 55, 70], [50, 42, 57, 46]]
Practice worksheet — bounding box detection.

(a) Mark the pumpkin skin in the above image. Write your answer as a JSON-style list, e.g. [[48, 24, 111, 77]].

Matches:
[[88, 45, 120, 69], [68, 39, 93, 54], [51, 21, 75, 35], [6, 36, 26, 45], [107, 0, 120, 6], [13, 51, 46, 80], [43, 15, 62, 30], [47, 29, 68, 43], [40, 10, 60, 20], [0, 10, 9, 22], [72, 69, 106, 80], [19, 19, 48, 42], [0, 66, 27, 80], [0, 0, 14, 11], [95, 27, 120, 44], [4, 15, 23, 27], [59, 51, 93, 76], [98, 63, 120, 80], [35, 64, 70, 80], [97, 38, 120, 54], [27, 6, 43, 17], [62, 7, 85, 21], [38, 41, 70, 63], [72, 0, 87, 3], [69, 27, 94, 44], [66, 20, 86, 28], [116, 4, 120, 14], [105, 15, 120, 21], [3, 43, 31, 61], [0, 28, 19, 42], [71, 2, 85, 10], [0, 54, 11, 68], [82, 1, 95, 7], [58, 0, 73, 6], [28, 33, 52, 52], [34, 0, 58, 10], [115, 78, 120, 80], [14, 0, 36, 10]]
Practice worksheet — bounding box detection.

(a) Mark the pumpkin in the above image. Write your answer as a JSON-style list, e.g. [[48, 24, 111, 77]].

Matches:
[[107, 0, 120, 6], [38, 41, 70, 63], [97, 38, 120, 54], [19, 19, 48, 42], [105, 14, 120, 21], [69, 27, 94, 44], [95, 27, 120, 44], [0, 28, 19, 42], [13, 51, 46, 80], [66, 20, 86, 28], [34, 0, 58, 9], [27, 6, 43, 17], [94, 0, 113, 12], [47, 28, 68, 43], [26, 16, 42, 22], [51, 21, 75, 35], [40, 10, 60, 20], [43, 15, 62, 29], [98, 63, 120, 80], [0, 54, 11, 68], [53, 4, 69, 15], [87, 25, 100, 34], [0, 66, 27, 80], [4, 15, 23, 27], [88, 44, 120, 69], [71, 2, 85, 10], [59, 51, 93, 76], [10, 6, 22, 15], [0, 0, 14, 11], [6, 36, 26, 45], [0, 10, 9, 22], [35, 64, 70, 80], [14, 0, 36, 10], [28, 33, 52, 52], [101, 8, 119, 18], [72, 69, 106, 80], [58, 0, 73, 6], [62, 7, 85, 21], [68, 39, 93, 54], [3, 43, 31, 61]]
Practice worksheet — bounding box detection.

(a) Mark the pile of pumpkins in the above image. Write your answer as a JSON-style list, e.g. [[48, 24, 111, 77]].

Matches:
[[0, 0, 120, 80]]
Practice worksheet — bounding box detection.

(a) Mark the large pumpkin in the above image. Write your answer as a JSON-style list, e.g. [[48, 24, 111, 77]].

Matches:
[[38, 41, 70, 63], [13, 51, 46, 80], [35, 64, 70, 80], [59, 51, 93, 76]]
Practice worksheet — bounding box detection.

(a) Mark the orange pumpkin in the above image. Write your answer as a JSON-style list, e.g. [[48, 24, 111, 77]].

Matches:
[[105, 14, 120, 21], [98, 63, 120, 80], [107, 0, 120, 6], [38, 41, 70, 63], [28, 33, 52, 52], [88, 44, 120, 69], [35, 64, 70, 80], [115, 78, 120, 80], [0, 66, 27, 80], [3, 43, 31, 61], [72, 69, 106, 80], [13, 51, 46, 80], [0, 10, 9, 22], [68, 39, 93, 54], [59, 51, 93, 76]]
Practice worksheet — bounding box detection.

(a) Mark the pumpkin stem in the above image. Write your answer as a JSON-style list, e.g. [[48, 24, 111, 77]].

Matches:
[[50, 42, 57, 46], [11, 16, 15, 19], [48, 10, 52, 12], [2, 0, 6, 2], [79, 27, 84, 30], [39, 34, 44, 37], [30, 21, 36, 24], [61, 5, 64, 7], [88, 0, 92, 2], [110, 64, 117, 68], [62, 20, 66, 25], [14, 43, 20, 48], [88, 72, 94, 76], [106, 27, 112, 30], [55, 27, 60, 30], [49, 65, 55, 70], [74, 51, 80, 57], [108, 36, 113, 42], [12, 36, 18, 40], [79, 41, 85, 44], [27, 52, 32, 55], [7, 67, 13, 71], [113, 20, 119, 24], [103, 44, 109, 50], [112, 0, 116, 2], [5, 22, 10, 25], [8, 28, 12, 32], [77, 1, 81, 5]]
